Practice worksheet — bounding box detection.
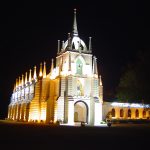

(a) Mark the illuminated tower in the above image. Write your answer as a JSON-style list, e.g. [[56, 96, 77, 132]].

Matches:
[[55, 9, 103, 125]]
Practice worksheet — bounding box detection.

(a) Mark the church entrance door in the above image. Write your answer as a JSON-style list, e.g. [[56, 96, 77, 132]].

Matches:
[[74, 101, 88, 123]]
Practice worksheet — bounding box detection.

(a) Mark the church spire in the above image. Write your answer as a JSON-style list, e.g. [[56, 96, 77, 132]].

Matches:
[[39, 63, 43, 77], [50, 59, 54, 73], [16, 78, 18, 88], [22, 74, 24, 86], [33, 66, 37, 81], [43, 61, 47, 78], [61, 41, 64, 52], [29, 69, 32, 83], [25, 72, 27, 84], [89, 37, 92, 52], [68, 33, 71, 50], [99, 75, 102, 86], [57, 40, 60, 54], [72, 9, 78, 36]]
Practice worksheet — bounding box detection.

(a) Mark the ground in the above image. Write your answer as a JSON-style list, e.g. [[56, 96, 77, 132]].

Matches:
[[0, 120, 149, 150]]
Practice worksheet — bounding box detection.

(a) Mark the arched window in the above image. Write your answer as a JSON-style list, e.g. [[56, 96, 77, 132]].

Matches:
[[143, 110, 146, 118], [76, 58, 83, 75], [120, 109, 124, 117], [128, 109, 131, 118], [135, 109, 139, 118], [111, 108, 115, 117]]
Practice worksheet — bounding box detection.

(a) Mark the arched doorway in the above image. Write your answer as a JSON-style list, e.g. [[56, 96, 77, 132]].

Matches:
[[143, 110, 146, 118], [74, 101, 88, 123], [120, 109, 124, 118], [135, 109, 139, 118], [128, 109, 131, 118], [111, 108, 115, 117]]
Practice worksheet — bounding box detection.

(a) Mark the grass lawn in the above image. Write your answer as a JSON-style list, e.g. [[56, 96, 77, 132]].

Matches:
[[0, 120, 150, 149]]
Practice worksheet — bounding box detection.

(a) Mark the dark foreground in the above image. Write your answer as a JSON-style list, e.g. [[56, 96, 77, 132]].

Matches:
[[0, 120, 150, 150]]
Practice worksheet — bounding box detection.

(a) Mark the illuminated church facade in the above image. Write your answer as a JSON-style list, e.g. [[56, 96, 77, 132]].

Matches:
[[7, 9, 103, 126], [8, 10, 150, 125]]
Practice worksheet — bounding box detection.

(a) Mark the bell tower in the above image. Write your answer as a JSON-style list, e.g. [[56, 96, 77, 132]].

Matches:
[[55, 9, 103, 125]]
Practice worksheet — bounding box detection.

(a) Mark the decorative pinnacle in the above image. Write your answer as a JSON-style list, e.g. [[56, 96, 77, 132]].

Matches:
[[33, 66, 37, 80], [43, 61, 47, 78], [50, 58, 54, 73], [89, 37, 92, 52], [73, 8, 78, 36], [99, 75, 103, 86], [57, 40, 60, 54], [39, 62, 43, 77], [29, 69, 32, 83]]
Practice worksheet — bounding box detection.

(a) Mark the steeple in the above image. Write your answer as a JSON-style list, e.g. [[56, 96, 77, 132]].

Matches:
[[99, 75, 103, 86], [50, 59, 54, 73], [61, 40, 64, 52], [43, 61, 47, 78], [72, 9, 78, 36], [89, 37, 92, 52], [57, 40, 60, 54], [39, 63, 43, 77], [22, 74, 24, 86], [33, 66, 37, 81], [25, 72, 27, 84], [67, 33, 71, 50], [29, 69, 32, 83], [16, 78, 18, 88]]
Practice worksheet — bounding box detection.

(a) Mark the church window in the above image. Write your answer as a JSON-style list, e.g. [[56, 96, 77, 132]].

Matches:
[[128, 109, 131, 118], [120, 109, 124, 117], [135, 109, 139, 118], [143, 110, 146, 118], [111, 108, 115, 117], [76, 58, 83, 75]]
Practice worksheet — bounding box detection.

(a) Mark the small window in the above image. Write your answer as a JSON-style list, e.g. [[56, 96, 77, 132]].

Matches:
[[128, 109, 131, 118], [120, 109, 124, 117], [143, 110, 146, 118], [76, 58, 83, 75], [111, 108, 115, 117], [135, 109, 139, 118]]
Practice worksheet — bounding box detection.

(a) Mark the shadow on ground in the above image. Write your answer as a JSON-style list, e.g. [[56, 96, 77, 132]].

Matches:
[[0, 120, 149, 150]]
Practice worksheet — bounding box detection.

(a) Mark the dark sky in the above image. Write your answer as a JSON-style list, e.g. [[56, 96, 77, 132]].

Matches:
[[0, 0, 150, 118]]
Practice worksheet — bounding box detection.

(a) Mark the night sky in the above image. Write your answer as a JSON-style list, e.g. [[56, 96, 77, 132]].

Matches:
[[0, 1, 150, 118]]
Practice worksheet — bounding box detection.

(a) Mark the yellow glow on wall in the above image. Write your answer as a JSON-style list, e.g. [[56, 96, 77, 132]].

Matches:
[[40, 102, 46, 121]]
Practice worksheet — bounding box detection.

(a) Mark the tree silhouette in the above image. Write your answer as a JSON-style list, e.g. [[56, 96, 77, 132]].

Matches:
[[116, 50, 150, 103]]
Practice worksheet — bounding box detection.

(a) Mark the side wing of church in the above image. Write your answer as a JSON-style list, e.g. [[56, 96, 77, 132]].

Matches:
[[7, 9, 103, 126]]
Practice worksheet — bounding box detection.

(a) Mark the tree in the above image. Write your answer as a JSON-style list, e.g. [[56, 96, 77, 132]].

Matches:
[[116, 50, 150, 103]]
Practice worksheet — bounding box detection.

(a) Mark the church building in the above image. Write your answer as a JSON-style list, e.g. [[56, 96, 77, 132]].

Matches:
[[8, 9, 150, 125], [7, 9, 103, 126]]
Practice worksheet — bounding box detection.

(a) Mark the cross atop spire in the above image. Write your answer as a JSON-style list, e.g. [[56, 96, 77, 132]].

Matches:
[[72, 9, 78, 36]]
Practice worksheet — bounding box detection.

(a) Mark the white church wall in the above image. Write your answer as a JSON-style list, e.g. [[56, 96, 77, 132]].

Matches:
[[94, 102, 102, 125], [84, 78, 91, 97]]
